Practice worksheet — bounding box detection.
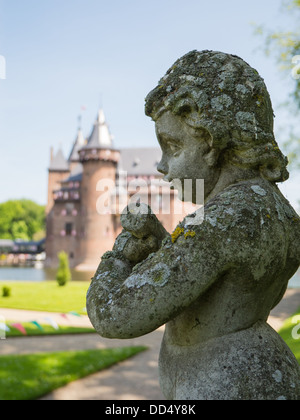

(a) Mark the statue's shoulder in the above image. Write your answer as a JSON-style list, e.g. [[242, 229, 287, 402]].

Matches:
[[202, 180, 267, 231], [199, 178, 299, 237], [174, 178, 299, 257]]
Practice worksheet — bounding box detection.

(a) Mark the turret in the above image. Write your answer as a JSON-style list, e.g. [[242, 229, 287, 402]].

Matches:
[[46, 148, 70, 215], [76, 109, 120, 271], [68, 127, 86, 173]]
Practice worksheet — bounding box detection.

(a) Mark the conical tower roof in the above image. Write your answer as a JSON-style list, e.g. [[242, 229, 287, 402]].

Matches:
[[85, 109, 113, 149], [49, 148, 69, 172], [68, 128, 86, 162]]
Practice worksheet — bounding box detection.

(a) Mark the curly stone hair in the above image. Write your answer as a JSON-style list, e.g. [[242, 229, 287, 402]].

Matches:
[[145, 50, 289, 183]]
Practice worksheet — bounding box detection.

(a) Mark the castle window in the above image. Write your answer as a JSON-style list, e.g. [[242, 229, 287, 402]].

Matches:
[[65, 223, 73, 236], [66, 203, 74, 215]]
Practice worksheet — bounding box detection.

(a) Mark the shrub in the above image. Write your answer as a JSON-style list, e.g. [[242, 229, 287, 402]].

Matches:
[[2, 286, 11, 298], [56, 251, 71, 287]]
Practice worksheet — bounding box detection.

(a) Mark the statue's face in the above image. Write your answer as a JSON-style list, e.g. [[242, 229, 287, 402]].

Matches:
[[155, 111, 220, 202]]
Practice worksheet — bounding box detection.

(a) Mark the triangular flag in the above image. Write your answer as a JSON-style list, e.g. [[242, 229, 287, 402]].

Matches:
[[29, 321, 43, 331], [0, 322, 10, 332], [68, 311, 81, 317], [43, 317, 59, 330], [11, 323, 27, 335]]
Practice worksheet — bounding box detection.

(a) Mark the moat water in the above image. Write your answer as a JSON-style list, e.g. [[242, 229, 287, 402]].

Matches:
[[0, 266, 299, 287], [0, 267, 94, 282]]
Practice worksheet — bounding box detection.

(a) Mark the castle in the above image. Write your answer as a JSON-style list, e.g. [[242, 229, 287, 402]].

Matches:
[[45, 109, 182, 271]]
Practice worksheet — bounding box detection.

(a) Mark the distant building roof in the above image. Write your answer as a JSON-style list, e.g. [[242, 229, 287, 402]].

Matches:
[[49, 149, 70, 172], [62, 163, 83, 183], [68, 129, 86, 162], [0, 239, 45, 254], [55, 148, 162, 182], [84, 109, 114, 150], [119, 148, 161, 176], [0, 239, 14, 248]]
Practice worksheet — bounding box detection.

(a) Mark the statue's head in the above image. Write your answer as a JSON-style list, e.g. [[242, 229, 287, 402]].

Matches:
[[145, 50, 289, 184]]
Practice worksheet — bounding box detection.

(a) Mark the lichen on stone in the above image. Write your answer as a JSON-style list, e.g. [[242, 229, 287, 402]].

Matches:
[[171, 226, 185, 243], [184, 230, 196, 240], [251, 185, 267, 197]]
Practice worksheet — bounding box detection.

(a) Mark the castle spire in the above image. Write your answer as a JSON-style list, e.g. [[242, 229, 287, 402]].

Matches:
[[69, 126, 86, 163], [85, 108, 113, 149]]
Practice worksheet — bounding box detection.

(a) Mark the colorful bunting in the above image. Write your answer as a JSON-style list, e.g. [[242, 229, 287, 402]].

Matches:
[[0, 322, 10, 332], [43, 317, 59, 330], [4, 309, 84, 336], [68, 311, 81, 317], [29, 321, 43, 331], [11, 323, 27, 335]]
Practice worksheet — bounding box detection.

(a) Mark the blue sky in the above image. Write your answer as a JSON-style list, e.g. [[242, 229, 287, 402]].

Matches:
[[0, 0, 299, 207]]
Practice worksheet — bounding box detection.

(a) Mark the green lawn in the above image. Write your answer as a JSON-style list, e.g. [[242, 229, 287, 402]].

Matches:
[[0, 281, 89, 314], [278, 306, 300, 365], [0, 346, 147, 400]]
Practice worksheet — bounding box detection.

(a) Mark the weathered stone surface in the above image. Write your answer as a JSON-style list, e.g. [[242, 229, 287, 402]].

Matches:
[[145, 50, 289, 184], [160, 321, 300, 400], [87, 50, 300, 400]]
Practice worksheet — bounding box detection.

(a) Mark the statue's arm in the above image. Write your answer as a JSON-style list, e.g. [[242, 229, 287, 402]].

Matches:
[[86, 203, 237, 339]]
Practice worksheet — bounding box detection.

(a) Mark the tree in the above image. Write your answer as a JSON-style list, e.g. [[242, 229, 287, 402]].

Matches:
[[260, 0, 300, 103], [258, 0, 300, 168], [56, 251, 72, 287], [0, 199, 45, 240], [11, 220, 29, 241]]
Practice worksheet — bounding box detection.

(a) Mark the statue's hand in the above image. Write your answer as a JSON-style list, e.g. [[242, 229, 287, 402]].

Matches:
[[122, 234, 159, 264], [119, 203, 169, 264]]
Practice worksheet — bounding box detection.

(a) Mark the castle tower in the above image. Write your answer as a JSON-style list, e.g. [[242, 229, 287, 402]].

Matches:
[[45, 148, 71, 268], [76, 109, 120, 271], [46, 148, 70, 215]]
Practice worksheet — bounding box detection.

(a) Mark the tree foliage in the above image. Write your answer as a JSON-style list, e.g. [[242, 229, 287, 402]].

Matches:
[[256, 0, 300, 168], [262, 0, 300, 105], [0, 199, 46, 241]]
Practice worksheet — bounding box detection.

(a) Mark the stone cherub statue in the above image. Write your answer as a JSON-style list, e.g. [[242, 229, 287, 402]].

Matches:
[[87, 50, 300, 400]]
